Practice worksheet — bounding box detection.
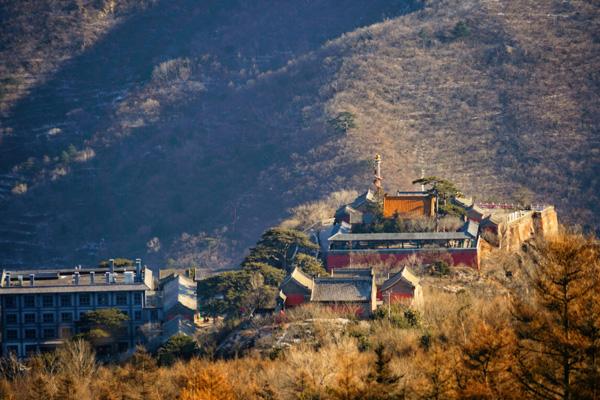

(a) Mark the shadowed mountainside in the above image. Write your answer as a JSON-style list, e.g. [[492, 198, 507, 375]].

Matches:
[[0, 0, 598, 269]]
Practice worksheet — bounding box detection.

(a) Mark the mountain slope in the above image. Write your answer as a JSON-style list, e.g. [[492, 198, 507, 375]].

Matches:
[[0, 0, 598, 268]]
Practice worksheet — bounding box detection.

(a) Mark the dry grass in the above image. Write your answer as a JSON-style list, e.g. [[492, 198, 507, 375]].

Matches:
[[2, 231, 599, 399], [0, 0, 597, 269]]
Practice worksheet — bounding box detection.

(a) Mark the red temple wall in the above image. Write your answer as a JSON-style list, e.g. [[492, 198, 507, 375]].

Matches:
[[327, 249, 479, 270]]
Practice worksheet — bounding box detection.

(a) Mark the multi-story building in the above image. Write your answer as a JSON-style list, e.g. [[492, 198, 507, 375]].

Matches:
[[0, 259, 156, 357]]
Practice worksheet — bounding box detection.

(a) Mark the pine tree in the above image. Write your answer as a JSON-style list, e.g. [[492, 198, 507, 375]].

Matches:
[[511, 232, 600, 399], [363, 344, 404, 400], [455, 320, 520, 399], [127, 346, 159, 400]]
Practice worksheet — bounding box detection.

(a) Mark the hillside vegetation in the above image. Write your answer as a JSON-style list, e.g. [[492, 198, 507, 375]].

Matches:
[[0, 0, 598, 268], [0, 231, 598, 400]]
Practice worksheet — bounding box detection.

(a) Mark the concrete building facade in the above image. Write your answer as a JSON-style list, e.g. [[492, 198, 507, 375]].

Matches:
[[0, 259, 156, 357]]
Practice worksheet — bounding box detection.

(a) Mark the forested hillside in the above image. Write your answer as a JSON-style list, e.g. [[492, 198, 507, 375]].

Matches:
[[0, 0, 598, 268]]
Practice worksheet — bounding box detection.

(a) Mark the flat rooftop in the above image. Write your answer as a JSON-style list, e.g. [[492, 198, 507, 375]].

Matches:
[[329, 232, 471, 241], [0, 266, 150, 294], [392, 191, 433, 197]]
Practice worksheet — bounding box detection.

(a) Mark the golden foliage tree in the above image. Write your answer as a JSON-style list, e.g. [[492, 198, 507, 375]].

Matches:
[[180, 362, 236, 400], [511, 232, 600, 399], [455, 320, 518, 399]]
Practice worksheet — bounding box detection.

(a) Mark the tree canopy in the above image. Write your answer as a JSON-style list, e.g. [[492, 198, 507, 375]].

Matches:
[[511, 232, 600, 399], [157, 335, 199, 366], [412, 176, 464, 216], [243, 227, 319, 271], [198, 227, 323, 319], [75, 309, 129, 356]]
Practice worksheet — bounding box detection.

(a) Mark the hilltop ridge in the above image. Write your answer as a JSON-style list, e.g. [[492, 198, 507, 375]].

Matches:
[[0, 0, 598, 268]]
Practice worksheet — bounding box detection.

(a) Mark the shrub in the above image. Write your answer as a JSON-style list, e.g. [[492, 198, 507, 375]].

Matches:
[[373, 305, 421, 329], [452, 21, 470, 39], [152, 58, 192, 83], [11, 183, 27, 195], [157, 334, 198, 366], [429, 260, 450, 276], [419, 333, 432, 350], [328, 111, 356, 133]]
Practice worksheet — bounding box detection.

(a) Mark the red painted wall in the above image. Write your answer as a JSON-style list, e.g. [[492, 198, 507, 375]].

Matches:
[[285, 294, 307, 307], [376, 289, 413, 302], [327, 249, 479, 270]]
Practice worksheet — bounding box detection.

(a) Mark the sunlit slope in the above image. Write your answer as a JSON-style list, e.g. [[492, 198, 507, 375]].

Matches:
[[0, 0, 597, 268]]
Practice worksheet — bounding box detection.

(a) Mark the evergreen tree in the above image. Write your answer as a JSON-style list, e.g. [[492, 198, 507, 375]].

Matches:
[[242, 262, 286, 286], [412, 176, 464, 217], [243, 228, 318, 271], [157, 334, 199, 366], [292, 253, 326, 277], [76, 308, 129, 355], [127, 346, 159, 400], [364, 344, 403, 400]]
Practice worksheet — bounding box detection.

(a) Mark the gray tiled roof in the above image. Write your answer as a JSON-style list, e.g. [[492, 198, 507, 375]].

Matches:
[[311, 277, 372, 302], [465, 220, 480, 238], [329, 232, 470, 241], [330, 222, 351, 236], [280, 267, 314, 291], [350, 189, 376, 209], [380, 267, 419, 292]]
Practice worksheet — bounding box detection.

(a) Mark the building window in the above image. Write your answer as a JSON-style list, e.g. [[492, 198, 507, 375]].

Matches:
[[116, 293, 127, 306], [24, 313, 36, 324], [60, 295, 71, 307], [6, 329, 18, 340], [42, 295, 54, 307], [118, 342, 129, 353], [5, 296, 16, 309], [60, 327, 72, 339], [24, 345, 37, 356], [6, 314, 17, 324], [43, 328, 55, 339], [97, 293, 109, 306], [24, 295, 35, 308], [134, 310, 142, 321], [133, 293, 142, 305], [79, 293, 91, 306], [24, 329, 36, 339], [43, 313, 55, 323], [6, 346, 18, 355], [60, 312, 73, 323]]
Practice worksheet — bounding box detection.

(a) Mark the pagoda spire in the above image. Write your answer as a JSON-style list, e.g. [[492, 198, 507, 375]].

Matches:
[[373, 154, 383, 190]]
